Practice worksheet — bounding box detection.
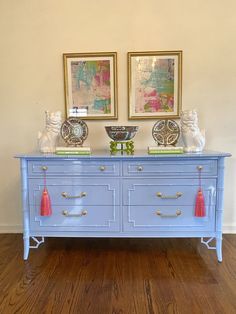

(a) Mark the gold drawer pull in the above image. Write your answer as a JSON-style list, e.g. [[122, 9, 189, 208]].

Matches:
[[62, 210, 88, 217], [137, 166, 143, 171], [156, 192, 183, 199], [61, 191, 87, 199], [156, 209, 182, 217], [41, 166, 48, 171], [99, 166, 106, 171]]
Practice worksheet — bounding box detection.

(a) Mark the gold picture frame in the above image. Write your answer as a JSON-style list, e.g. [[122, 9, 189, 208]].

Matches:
[[128, 51, 182, 120], [63, 52, 118, 119]]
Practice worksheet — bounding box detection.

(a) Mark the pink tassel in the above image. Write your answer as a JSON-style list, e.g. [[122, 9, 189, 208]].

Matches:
[[195, 189, 206, 217], [40, 187, 52, 216], [40, 167, 52, 216], [195, 166, 206, 217]]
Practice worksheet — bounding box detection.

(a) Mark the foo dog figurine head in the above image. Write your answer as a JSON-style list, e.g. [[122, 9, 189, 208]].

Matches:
[[180, 109, 205, 153], [38, 111, 62, 153]]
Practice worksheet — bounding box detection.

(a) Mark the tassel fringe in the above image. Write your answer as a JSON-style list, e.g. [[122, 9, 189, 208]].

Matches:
[[195, 189, 206, 217], [40, 187, 52, 216]]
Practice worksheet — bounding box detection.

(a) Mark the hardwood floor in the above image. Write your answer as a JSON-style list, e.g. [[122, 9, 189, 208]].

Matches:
[[0, 235, 236, 314]]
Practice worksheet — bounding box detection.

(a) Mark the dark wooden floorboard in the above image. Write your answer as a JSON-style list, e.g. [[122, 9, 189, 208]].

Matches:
[[0, 235, 236, 313]]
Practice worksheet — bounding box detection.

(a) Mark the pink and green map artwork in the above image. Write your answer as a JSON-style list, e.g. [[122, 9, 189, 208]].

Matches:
[[134, 58, 175, 114], [71, 60, 111, 114]]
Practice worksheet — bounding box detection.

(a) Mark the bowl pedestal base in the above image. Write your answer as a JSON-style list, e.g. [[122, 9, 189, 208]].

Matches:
[[110, 140, 134, 155]]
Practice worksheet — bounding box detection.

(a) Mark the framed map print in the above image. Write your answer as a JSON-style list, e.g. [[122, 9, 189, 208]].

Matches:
[[128, 51, 182, 119], [63, 52, 118, 119]]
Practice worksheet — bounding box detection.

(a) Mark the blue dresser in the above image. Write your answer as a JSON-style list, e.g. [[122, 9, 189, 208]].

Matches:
[[16, 151, 230, 261]]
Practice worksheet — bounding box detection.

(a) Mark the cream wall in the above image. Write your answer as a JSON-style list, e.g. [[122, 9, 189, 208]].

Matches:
[[0, 0, 235, 232]]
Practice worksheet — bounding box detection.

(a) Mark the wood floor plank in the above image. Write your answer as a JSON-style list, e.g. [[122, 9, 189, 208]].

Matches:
[[1, 235, 236, 313]]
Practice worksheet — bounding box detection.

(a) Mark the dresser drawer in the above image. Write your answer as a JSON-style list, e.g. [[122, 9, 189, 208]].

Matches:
[[123, 160, 217, 177], [123, 178, 216, 206], [30, 205, 120, 232], [29, 178, 120, 206], [123, 205, 215, 232], [28, 160, 120, 176]]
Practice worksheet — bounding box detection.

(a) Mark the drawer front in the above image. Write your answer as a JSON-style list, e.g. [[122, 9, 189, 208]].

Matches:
[[29, 178, 120, 206], [123, 160, 217, 177], [30, 205, 120, 232], [28, 160, 120, 176], [123, 178, 216, 206], [123, 205, 215, 232]]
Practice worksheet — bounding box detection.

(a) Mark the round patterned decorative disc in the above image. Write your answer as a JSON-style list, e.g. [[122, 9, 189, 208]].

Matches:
[[152, 119, 180, 146], [61, 117, 88, 146]]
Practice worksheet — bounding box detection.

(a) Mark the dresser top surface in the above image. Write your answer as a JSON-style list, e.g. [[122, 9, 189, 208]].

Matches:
[[15, 150, 231, 160]]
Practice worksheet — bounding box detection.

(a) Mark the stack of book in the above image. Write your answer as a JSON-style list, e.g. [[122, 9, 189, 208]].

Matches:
[[148, 146, 184, 154], [55, 146, 91, 155]]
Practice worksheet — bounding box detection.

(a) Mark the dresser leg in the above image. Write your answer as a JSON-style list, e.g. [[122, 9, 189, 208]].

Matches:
[[216, 237, 222, 262], [23, 236, 30, 260]]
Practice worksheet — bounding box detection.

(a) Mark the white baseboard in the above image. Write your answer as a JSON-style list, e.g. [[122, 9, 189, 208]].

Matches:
[[223, 224, 236, 234], [0, 224, 22, 233], [0, 224, 235, 234]]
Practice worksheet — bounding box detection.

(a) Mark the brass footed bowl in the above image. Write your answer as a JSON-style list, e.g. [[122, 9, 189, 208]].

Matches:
[[105, 126, 139, 142]]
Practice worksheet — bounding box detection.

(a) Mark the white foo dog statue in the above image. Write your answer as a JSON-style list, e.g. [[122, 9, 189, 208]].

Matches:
[[38, 111, 62, 153], [180, 110, 205, 153]]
